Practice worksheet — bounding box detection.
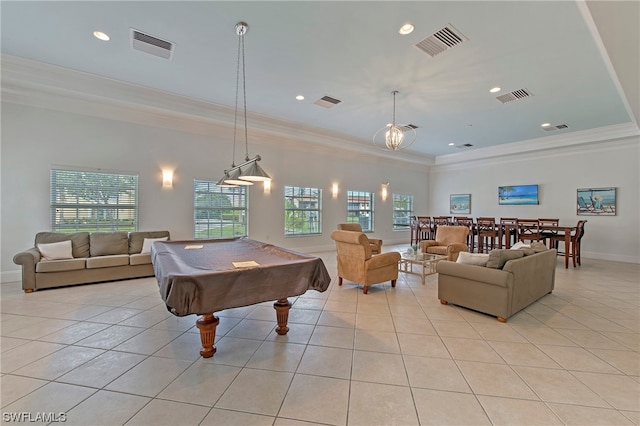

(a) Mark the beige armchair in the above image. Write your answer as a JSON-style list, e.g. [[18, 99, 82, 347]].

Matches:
[[330, 230, 400, 294], [337, 223, 382, 254], [420, 225, 469, 261]]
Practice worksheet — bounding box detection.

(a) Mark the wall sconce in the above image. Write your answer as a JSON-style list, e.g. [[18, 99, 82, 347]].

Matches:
[[332, 183, 339, 199], [162, 170, 174, 188], [263, 179, 271, 194], [381, 182, 389, 201]]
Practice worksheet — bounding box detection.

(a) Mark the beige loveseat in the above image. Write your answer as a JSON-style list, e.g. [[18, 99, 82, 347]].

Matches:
[[436, 245, 557, 322], [13, 230, 170, 292]]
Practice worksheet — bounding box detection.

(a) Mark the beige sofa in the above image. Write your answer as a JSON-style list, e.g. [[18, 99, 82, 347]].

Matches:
[[13, 230, 170, 292], [436, 246, 557, 322]]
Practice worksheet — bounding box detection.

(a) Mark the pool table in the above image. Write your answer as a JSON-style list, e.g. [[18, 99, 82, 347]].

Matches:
[[151, 237, 331, 357]]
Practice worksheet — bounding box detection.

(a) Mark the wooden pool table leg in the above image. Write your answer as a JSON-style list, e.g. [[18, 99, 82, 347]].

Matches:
[[196, 313, 219, 358], [274, 298, 291, 335]]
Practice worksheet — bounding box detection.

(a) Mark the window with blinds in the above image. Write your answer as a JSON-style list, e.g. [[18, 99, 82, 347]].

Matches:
[[346, 190, 374, 232], [194, 180, 248, 239], [392, 193, 414, 230], [50, 168, 138, 233], [284, 186, 322, 236]]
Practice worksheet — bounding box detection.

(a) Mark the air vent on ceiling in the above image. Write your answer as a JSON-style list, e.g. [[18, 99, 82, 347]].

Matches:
[[314, 95, 342, 108], [415, 25, 467, 58], [404, 124, 419, 130], [131, 29, 174, 60], [543, 124, 569, 131], [456, 143, 474, 149], [496, 88, 533, 104]]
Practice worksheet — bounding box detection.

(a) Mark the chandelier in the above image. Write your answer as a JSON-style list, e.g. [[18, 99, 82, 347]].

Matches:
[[217, 22, 271, 187], [372, 90, 417, 151]]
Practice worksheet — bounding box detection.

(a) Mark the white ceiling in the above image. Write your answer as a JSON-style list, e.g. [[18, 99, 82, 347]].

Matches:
[[2, 1, 638, 160]]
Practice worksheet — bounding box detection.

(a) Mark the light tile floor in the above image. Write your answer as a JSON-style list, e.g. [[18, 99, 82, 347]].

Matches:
[[1, 246, 638, 425]]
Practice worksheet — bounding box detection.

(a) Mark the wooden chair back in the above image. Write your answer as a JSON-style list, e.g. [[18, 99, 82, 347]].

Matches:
[[499, 217, 519, 248], [518, 219, 542, 242], [417, 216, 432, 241]]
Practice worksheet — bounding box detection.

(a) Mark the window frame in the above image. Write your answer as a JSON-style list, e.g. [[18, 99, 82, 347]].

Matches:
[[392, 193, 414, 231], [50, 168, 139, 233], [193, 179, 248, 239], [284, 185, 322, 236], [346, 190, 375, 232]]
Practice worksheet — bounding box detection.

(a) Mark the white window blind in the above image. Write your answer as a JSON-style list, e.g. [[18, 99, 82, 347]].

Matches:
[[194, 180, 248, 239], [50, 168, 138, 233]]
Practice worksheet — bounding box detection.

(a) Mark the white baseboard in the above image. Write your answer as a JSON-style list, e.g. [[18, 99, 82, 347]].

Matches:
[[1, 270, 21, 284], [581, 251, 640, 264]]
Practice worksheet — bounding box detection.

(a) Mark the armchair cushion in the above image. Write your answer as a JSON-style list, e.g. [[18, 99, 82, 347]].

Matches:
[[337, 223, 382, 254], [419, 226, 469, 261]]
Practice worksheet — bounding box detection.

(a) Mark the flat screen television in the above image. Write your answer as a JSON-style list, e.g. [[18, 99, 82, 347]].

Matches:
[[498, 184, 539, 205]]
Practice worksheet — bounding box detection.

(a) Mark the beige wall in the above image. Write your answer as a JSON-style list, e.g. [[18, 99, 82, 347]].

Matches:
[[429, 138, 640, 263], [1, 102, 430, 282], [2, 71, 639, 283]]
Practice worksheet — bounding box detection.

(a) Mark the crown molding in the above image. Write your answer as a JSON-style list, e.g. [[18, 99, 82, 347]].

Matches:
[[431, 133, 639, 173], [1, 54, 434, 166], [3, 54, 636, 169], [434, 122, 640, 167]]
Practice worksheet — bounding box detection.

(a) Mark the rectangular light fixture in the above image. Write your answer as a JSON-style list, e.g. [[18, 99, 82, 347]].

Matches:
[[162, 170, 173, 188]]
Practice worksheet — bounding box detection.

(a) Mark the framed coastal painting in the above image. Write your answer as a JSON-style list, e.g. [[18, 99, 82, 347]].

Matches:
[[498, 184, 539, 205], [577, 187, 616, 216], [450, 194, 471, 214]]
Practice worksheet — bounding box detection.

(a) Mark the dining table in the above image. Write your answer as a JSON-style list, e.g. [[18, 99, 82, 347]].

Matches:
[[496, 223, 577, 268]]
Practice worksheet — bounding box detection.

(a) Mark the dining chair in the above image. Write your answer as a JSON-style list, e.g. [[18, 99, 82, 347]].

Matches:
[[417, 216, 433, 241], [499, 217, 519, 248], [476, 217, 498, 253], [410, 216, 419, 246], [548, 220, 587, 267], [539, 218, 559, 248], [431, 216, 450, 237], [454, 217, 476, 252], [518, 219, 544, 244]]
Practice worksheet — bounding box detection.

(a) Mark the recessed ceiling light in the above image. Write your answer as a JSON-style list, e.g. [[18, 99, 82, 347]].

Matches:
[[93, 31, 110, 41], [541, 122, 551, 127], [448, 142, 455, 146], [489, 87, 501, 93], [399, 23, 415, 35], [295, 95, 304, 101]]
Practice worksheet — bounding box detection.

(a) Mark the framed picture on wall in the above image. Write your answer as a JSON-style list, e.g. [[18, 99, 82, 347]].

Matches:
[[577, 187, 616, 215], [498, 184, 539, 205], [450, 194, 471, 214]]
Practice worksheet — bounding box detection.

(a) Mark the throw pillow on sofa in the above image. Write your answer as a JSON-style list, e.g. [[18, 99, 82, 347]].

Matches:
[[530, 241, 548, 252], [141, 237, 168, 254], [456, 251, 490, 266], [37, 240, 73, 260], [486, 249, 524, 269], [34, 232, 90, 258]]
